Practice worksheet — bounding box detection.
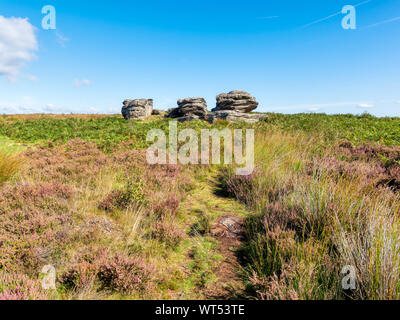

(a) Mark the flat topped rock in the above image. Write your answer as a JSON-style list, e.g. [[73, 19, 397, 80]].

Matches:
[[178, 97, 206, 106], [217, 90, 255, 101], [213, 90, 259, 113]]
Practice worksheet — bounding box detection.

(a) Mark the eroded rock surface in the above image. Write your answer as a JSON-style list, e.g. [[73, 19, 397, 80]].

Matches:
[[208, 110, 267, 124], [212, 90, 259, 113], [167, 97, 208, 120], [122, 99, 153, 120]]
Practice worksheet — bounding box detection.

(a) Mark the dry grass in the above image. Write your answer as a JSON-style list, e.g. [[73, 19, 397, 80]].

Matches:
[[0, 151, 23, 185], [1, 114, 117, 120], [220, 129, 400, 300]]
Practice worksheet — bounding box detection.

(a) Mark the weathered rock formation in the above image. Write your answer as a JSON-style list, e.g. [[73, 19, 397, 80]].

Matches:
[[207, 110, 268, 124], [208, 90, 266, 123], [121, 91, 266, 123], [122, 99, 153, 120], [212, 90, 259, 113], [167, 97, 208, 121]]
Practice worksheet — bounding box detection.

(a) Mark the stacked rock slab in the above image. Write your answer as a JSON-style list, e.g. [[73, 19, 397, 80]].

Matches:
[[122, 99, 153, 120], [209, 90, 266, 123], [167, 97, 207, 122], [208, 110, 267, 124], [212, 90, 259, 113]]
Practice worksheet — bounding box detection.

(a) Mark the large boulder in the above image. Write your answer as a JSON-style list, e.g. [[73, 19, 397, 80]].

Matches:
[[208, 90, 265, 123], [212, 90, 259, 113], [122, 99, 153, 120], [167, 97, 208, 120]]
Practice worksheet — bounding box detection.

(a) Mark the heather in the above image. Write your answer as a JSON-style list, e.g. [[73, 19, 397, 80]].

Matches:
[[1, 113, 400, 300], [220, 131, 400, 300], [0, 137, 209, 299]]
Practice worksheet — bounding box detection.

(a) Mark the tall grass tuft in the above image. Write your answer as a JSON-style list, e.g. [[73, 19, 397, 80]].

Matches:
[[333, 196, 400, 299], [0, 151, 23, 185], [220, 129, 400, 300]]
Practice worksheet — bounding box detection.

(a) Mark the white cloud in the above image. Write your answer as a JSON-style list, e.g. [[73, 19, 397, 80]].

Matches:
[[0, 16, 38, 82], [308, 107, 320, 112], [88, 107, 98, 114], [0, 96, 38, 114], [44, 104, 59, 112], [73, 78, 92, 87], [357, 103, 374, 109], [268, 101, 370, 112], [0, 98, 101, 114]]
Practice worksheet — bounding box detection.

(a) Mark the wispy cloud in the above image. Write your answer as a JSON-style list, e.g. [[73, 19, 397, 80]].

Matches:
[[298, 11, 342, 29], [363, 16, 400, 29], [88, 107, 99, 114], [357, 103, 374, 109], [56, 32, 69, 47], [266, 101, 374, 112], [0, 96, 38, 114], [73, 78, 92, 88], [43, 103, 66, 113], [297, 0, 372, 29]]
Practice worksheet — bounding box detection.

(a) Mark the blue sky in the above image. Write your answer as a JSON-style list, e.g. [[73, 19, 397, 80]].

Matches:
[[0, 0, 399, 115]]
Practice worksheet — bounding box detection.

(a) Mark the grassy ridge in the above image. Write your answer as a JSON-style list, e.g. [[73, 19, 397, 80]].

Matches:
[[262, 113, 400, 146], [1, 113, 400, 151]]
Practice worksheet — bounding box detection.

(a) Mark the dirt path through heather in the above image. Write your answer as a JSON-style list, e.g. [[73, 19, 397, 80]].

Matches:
[[181, 170, 251, 299]]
